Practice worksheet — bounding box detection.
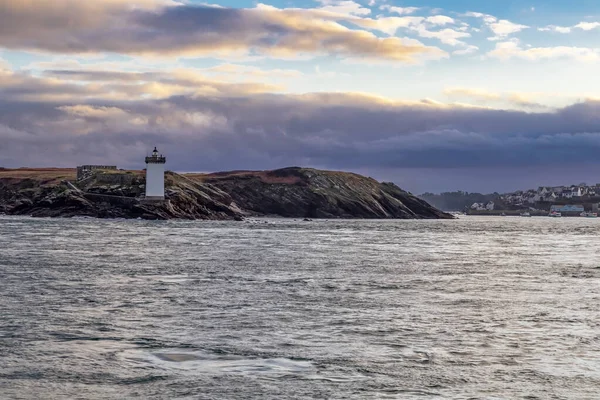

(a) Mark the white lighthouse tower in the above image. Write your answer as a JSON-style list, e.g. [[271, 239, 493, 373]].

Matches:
[[145, 146, 166, 200]]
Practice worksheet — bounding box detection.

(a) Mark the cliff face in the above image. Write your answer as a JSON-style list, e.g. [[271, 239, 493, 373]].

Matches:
[[0, 170, 242, 220], [190, 167, 452, 219], [0, 167, 451, 220]]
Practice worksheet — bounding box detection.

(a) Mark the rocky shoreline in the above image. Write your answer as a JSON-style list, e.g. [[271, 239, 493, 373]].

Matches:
[[0, 167, 452, 220]]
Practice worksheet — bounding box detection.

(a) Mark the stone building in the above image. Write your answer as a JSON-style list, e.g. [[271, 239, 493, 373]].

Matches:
[[76, 165, 117, 181]]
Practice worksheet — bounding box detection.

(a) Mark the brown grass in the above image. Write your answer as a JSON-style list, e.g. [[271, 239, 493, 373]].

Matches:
[[0, 168, 144, 186], [186, 170, 302, 185], [0, 168, 76, 185], [101, 169, 144, 176]]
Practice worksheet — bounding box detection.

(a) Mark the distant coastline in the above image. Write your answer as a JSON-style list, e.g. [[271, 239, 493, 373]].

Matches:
[[420, 184, 600, 215]]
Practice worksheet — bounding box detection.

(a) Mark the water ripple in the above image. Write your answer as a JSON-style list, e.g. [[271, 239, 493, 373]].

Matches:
[[1, 215, 600, 398]]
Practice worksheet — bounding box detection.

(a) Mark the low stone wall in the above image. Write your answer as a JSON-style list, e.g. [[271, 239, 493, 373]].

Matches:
[[76, 165, 117, 181], [94, 173, 138, 186]]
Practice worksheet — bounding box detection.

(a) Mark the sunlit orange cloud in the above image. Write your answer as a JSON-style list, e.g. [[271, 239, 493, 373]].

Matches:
[[0, 0, 446, 63], [0, 67, 285, 103], [443, 87, 596, 110], [4, 61, 591, 113]]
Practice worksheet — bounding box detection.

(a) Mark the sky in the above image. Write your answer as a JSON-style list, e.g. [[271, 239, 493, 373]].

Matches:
[[1, 0, 600, 193]]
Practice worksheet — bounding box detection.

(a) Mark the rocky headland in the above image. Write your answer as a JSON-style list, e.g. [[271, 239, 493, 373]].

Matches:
[[0, 167, 451, 220]]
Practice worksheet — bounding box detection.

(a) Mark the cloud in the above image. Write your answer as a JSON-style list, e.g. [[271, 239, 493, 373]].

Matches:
[[0, 67, 286, 104], [463, 11, 497, 24], [488, 40, 600, 62], [0, 0, 446, 64], [0, 57, 9, 70], [538, 25, 572, 34], [488, 19, 529, 40], [443, 87, 554, 110], [574, 21, 600, 31], [463, 12, 528, 40], [350, 14, 470, 47], [452, 45, 479, 55], [0, 0, 172, 49], [349, 16, 424, 36], [58, 105, 130, 119], [539, 21, 599, 34], [400, 15, 472, 47], [315, 0, 371, 16], [444, 87, 501, 102], [415, 28, 471, 46], [202, 63, 304, 79], [380, 5, 420, 15], [24, 58, 304, 82], [425, 15, 455, 26], [24, 58, 181, 74], [2, 59, 600, 177]]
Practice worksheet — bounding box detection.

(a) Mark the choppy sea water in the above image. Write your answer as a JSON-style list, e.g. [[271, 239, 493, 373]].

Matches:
[[1, 215, 600, 399]]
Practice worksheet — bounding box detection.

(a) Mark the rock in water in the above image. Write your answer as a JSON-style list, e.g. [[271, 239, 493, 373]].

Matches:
[[188, 167, 452, 219], [0, 167, 451, 220], [0, 169, 242, 221]]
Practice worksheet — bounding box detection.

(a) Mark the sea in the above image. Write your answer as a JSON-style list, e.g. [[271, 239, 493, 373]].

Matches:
[[1, 215, 599, 399]]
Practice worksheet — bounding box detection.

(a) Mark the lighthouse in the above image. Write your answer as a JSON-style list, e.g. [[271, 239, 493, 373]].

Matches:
[[144, 147, 166, 200]]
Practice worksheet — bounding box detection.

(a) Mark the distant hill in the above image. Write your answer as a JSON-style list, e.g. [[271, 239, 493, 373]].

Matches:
[[0, 167, 451, 220]]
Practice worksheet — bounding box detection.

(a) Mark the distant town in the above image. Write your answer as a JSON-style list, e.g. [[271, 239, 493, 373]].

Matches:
[[420, 183, 600, 216]]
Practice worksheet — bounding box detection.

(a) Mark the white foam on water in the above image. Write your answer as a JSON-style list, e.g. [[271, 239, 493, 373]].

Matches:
[[123, 348, 315, 377]]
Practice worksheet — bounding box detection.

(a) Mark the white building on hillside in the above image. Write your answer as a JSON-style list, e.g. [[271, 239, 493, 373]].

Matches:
[[564, 186, 583, 198], [470, 201, 495, 211]]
